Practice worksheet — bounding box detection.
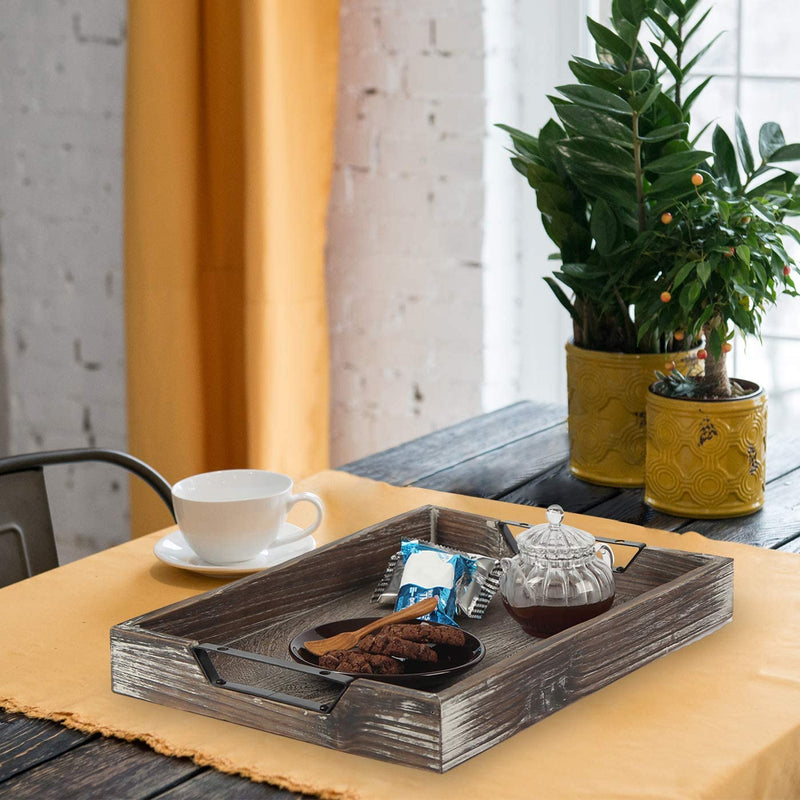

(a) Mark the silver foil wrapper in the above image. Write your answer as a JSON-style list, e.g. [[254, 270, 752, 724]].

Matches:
[[372, 540, 502, 620]]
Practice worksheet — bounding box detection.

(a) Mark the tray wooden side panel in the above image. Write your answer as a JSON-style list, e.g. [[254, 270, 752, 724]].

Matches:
[[129, 507, 437, 641], [122, 505, 513, 645], [432, 507, 511, 557], [110, 626, 446, 771], [437, 552, 734, 770]]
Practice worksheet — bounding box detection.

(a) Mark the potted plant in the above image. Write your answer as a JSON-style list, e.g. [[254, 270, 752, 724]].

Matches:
[[642, 119, 800, 517], [499, 0, 717, 487]]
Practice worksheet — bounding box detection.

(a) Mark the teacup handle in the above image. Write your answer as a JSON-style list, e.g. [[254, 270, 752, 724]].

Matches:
[[281, 491, 324, 544]]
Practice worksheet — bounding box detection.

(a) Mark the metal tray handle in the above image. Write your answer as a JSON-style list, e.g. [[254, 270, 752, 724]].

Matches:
[[192, 643, 354, 713]]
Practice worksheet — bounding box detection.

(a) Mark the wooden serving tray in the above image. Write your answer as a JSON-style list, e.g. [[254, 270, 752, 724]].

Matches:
[[111, 506, 733, 772]]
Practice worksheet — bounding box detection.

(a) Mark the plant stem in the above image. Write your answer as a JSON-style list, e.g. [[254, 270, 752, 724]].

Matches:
[[614, 284, 635, 348], [625, 25, 647, 235], [700, 323, 732, 397], [675, 16, 683, 109], [633, 111, 646, 232]]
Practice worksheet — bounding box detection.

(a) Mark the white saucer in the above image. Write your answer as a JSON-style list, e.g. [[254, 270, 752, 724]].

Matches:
[[154, 524, 317, 576]]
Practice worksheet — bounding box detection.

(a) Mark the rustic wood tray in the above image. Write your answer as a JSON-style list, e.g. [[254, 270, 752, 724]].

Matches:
[[111, 506, 734, 772]]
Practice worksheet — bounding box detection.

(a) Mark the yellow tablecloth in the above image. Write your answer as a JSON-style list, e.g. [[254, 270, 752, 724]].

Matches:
[[2, 470, 799, 799]]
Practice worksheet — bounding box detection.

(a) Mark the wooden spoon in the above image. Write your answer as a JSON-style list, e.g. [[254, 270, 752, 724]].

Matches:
[[303, 597, 440, 656]]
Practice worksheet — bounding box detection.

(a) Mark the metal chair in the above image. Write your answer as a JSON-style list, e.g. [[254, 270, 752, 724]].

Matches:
[[0, 448, 175, 588]]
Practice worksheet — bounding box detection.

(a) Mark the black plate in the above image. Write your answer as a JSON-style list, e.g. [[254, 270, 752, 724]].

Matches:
[[289, 617, 485, 688]]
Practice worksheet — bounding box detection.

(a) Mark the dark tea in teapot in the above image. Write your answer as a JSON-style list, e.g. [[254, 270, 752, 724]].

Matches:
[[500, 505, 615, 637]]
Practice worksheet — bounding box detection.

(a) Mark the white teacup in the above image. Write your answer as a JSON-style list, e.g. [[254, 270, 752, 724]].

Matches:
[[171, 470, 324, 565]]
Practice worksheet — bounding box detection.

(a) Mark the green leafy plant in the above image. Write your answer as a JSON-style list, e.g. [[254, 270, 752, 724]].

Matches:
[[500, 0, 715, 352], [499, 0, 800, 378], [642, 118, 800, 397]]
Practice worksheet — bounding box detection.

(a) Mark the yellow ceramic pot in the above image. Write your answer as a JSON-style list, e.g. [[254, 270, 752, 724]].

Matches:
[[566, 343, 700, 487], [644, 381, 767, 518]]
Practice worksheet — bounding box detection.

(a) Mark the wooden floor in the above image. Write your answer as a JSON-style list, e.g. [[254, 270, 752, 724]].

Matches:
[[1, 400, 798, 798]]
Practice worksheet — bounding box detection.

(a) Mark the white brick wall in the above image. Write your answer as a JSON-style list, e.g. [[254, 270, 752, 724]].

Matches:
[[328, 0, 487, 465], [0, 0, 128, 563], [0, 0, 500, 560]]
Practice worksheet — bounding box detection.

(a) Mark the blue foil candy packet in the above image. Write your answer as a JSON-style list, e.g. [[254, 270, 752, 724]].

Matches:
[[394, 540, 467, 627]]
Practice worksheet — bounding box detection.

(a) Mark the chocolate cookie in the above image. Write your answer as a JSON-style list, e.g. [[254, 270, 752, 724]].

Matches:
[[319, 649, 404, 675], [382, 622, 466, 647], [358, 633, 438, 663]]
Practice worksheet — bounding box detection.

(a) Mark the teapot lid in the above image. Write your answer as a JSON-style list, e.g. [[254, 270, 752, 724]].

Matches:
[[517, 504, 596, 560]]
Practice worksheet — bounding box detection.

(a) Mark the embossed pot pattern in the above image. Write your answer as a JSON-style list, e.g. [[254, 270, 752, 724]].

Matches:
[[566, 343, 700, 488], [644, 382, 767, 518]]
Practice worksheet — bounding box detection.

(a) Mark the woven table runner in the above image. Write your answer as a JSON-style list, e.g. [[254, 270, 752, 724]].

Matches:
[[1, 470, 799, 799]]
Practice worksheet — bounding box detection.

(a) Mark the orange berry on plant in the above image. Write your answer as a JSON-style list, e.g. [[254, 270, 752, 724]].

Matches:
[[673, 330, 685, 341], [697, 349, 708, 360], [660, 212, 673, 224], [784, 265, 791, 276], [722, 343, 733, 353], [660, 291, 671, 302], [724, 247, 735, 257], [691, 173, 703, 186]]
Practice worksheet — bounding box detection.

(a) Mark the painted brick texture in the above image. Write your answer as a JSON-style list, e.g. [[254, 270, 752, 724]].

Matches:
[[328, 0, 486, 465], [0, 0, 128, 563]]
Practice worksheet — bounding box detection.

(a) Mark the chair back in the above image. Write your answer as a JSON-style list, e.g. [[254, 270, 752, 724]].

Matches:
[[0, 469, 59, 587], [0, 449, 174, 588]]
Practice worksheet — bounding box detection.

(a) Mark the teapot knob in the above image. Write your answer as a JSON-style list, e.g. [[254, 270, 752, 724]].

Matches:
[[546, 504, 565, 527]]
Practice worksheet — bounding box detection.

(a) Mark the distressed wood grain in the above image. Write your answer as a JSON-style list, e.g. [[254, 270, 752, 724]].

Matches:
[[155, 769, 312, 799], [0, 712, 93, 782], [340, 402, 565, 485], [111, 507, 734, 772], [412, 421, 570, 497], [497, 462, 621, 512], [0, 736, 202, 800]]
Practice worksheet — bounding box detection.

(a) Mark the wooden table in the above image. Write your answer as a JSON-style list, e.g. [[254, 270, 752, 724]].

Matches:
[[2, 401, 798, 798]]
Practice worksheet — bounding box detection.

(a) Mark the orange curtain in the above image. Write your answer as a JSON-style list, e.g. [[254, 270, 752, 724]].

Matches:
[[124, 0, 338, 536]]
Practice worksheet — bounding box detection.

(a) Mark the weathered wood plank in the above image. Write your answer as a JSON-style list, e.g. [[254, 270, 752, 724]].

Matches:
[[497, 463, 621, 513], [0, 711, 93, 782], [155, 770, 311, 799], [112, 624, 444, 772], [437, 551, 733, 770], [777, 535, 800, 554], [412, 422, 570, 498], [580, 491, 691, 531], [761, 434, 800, 483], [129, 508, 435, 640], [341, 402, 565, 485], [0, 736, 202, 800]]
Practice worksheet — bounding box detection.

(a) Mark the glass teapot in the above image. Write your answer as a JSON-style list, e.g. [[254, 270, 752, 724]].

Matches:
[[500, 504, 615, 637]]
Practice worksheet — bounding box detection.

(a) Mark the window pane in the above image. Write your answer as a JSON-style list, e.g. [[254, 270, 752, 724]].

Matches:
[[685, 0, 739, 75], [740, 78, 800, 142], [684, 75, 737, 146], [742, 0, 800, 76], [735, 337, 800, 423]]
